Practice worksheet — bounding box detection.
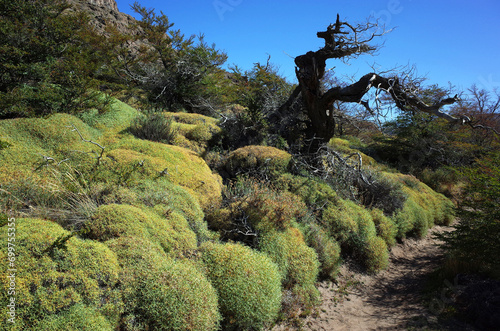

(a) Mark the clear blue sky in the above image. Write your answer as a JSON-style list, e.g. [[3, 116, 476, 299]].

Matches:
[[115, 0, 500, 94]]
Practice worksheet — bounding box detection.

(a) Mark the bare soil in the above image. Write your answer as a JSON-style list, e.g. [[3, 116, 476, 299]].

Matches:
[[273, 225, 476, 331]]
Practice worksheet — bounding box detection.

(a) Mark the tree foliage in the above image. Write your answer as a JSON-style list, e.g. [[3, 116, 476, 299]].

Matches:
[[0, 0, 110, 118], [438, 153, 500, 277], [111, 2, 227, 112]]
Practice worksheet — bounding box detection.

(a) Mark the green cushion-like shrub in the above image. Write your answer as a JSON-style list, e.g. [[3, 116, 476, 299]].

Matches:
[[323, 200, 359, 245], [258, 228, 320, 307], [0, 218, 122, 331], [225, 145, 291, 178], [85, 204, 197, 257], [106, 237, 221, 331], [137, 260, 221, 331], [33, 304, 113, 331], [299, 222, 341, 279], [200, 242, 282, 330], [370, 208, 397, 247], [363, 236, 389, 273]]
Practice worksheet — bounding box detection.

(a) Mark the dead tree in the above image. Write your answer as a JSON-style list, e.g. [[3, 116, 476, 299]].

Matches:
[[281, 14, 469, 144]]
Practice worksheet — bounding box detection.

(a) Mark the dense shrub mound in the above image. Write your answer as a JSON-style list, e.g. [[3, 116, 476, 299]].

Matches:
[[105, 237, 221, 331], [224, 145, 292, 178], [33, 304, 114, 331], [109, 138, 222, 209], [85, 204, 197, 257], [200, 242, 282, 330], [259, 228, 321, 307], [0, 218, 122, 331], [166, 111, 222, 154]]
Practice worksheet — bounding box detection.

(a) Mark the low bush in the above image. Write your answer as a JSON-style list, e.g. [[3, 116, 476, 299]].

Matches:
[[224, 145, 291, 179], [299, 221, 341, 279], [137, 260, 221, 331], [33, 304, 114, 331], [322, 199, 359, 246], [128, 111, 177, 143], [108, 138, 223, 209], [167, 112, 222, 154], [259, 228, 320, 308], [200, 242, 282, 330], [85, 204, 197, 257], [105, 237, 221, 331], [132, 178, 216, 243], [206, 178, 306, 243], [0, 218, 122, 331], [275, 174, 339, 208], [363, 236, 389, 273], [370, 208, 397, 247]]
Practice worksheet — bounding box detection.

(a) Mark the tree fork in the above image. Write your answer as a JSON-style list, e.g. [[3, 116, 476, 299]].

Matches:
[[287, 15, 471, 143]]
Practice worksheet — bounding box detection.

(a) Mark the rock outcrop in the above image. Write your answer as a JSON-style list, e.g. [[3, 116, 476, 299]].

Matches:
[[67, 0, 137, 35], [87, 0, 118, 11]]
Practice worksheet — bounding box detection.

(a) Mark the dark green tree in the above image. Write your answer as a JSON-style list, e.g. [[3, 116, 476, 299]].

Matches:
[[114, 2, 227, 112], [439, 153, 500, 277], [0, 0, 110, 118]]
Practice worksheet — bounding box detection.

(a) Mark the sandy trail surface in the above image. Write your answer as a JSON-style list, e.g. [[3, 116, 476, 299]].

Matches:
[[273, 225, 468, 331]]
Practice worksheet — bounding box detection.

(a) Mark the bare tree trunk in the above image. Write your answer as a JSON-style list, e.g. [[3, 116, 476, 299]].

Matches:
[[288, 14, 467, 143]]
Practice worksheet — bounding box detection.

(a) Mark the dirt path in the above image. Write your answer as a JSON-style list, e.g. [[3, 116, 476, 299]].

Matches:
[[274, 225, 458, 331]]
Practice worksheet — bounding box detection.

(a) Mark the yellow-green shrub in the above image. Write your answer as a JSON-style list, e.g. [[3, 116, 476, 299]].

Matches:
[[78, 97, 139, 132], [384, 172, 455, 239], [299, 222, 341, 279], [33, 304, 114, 331], [106, 237, 221, 331], [363, 236, 389, 273], [206, 179, 306, 240], [323, 199, 359, 245], [137, 260, 221, 331], [370, 208, 397, 247], [0, 114, 101, 184], [108, 138, 222, 209], [225, 145, 291, 178], [275, 174, 339, 207], [167, 112, 221, 154], [85, 204, 197, 257], [200, 242, 282, 330], [259, 228, 320, 307], [132, 178, 216, 243], [0, 218, 122, 331]]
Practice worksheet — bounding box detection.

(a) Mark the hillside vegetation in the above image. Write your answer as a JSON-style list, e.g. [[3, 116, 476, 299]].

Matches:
[[1, 0, 498, 330]]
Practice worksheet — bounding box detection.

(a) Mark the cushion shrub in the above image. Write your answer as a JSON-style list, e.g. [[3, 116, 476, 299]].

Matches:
[[200, 242, 282, 330], [0, 218, 122, 331], [258, 228, 320, 307], [85, 204, 197, 257], [299, 221, 341, 279], [224, 145, 291, 178], [33, 304, 114, 331], [106, 237, 220, 331]]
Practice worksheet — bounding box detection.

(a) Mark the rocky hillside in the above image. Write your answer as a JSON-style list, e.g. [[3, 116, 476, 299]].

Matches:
[[67, 0, 136, 34]]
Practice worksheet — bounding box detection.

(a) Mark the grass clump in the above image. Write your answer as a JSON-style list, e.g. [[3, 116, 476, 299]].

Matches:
[[200, 242, 282, 330], [128, 111, 177, 144]]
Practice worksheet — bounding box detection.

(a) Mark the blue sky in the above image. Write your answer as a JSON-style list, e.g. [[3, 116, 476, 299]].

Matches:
[[115, 0, 500, 94]]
